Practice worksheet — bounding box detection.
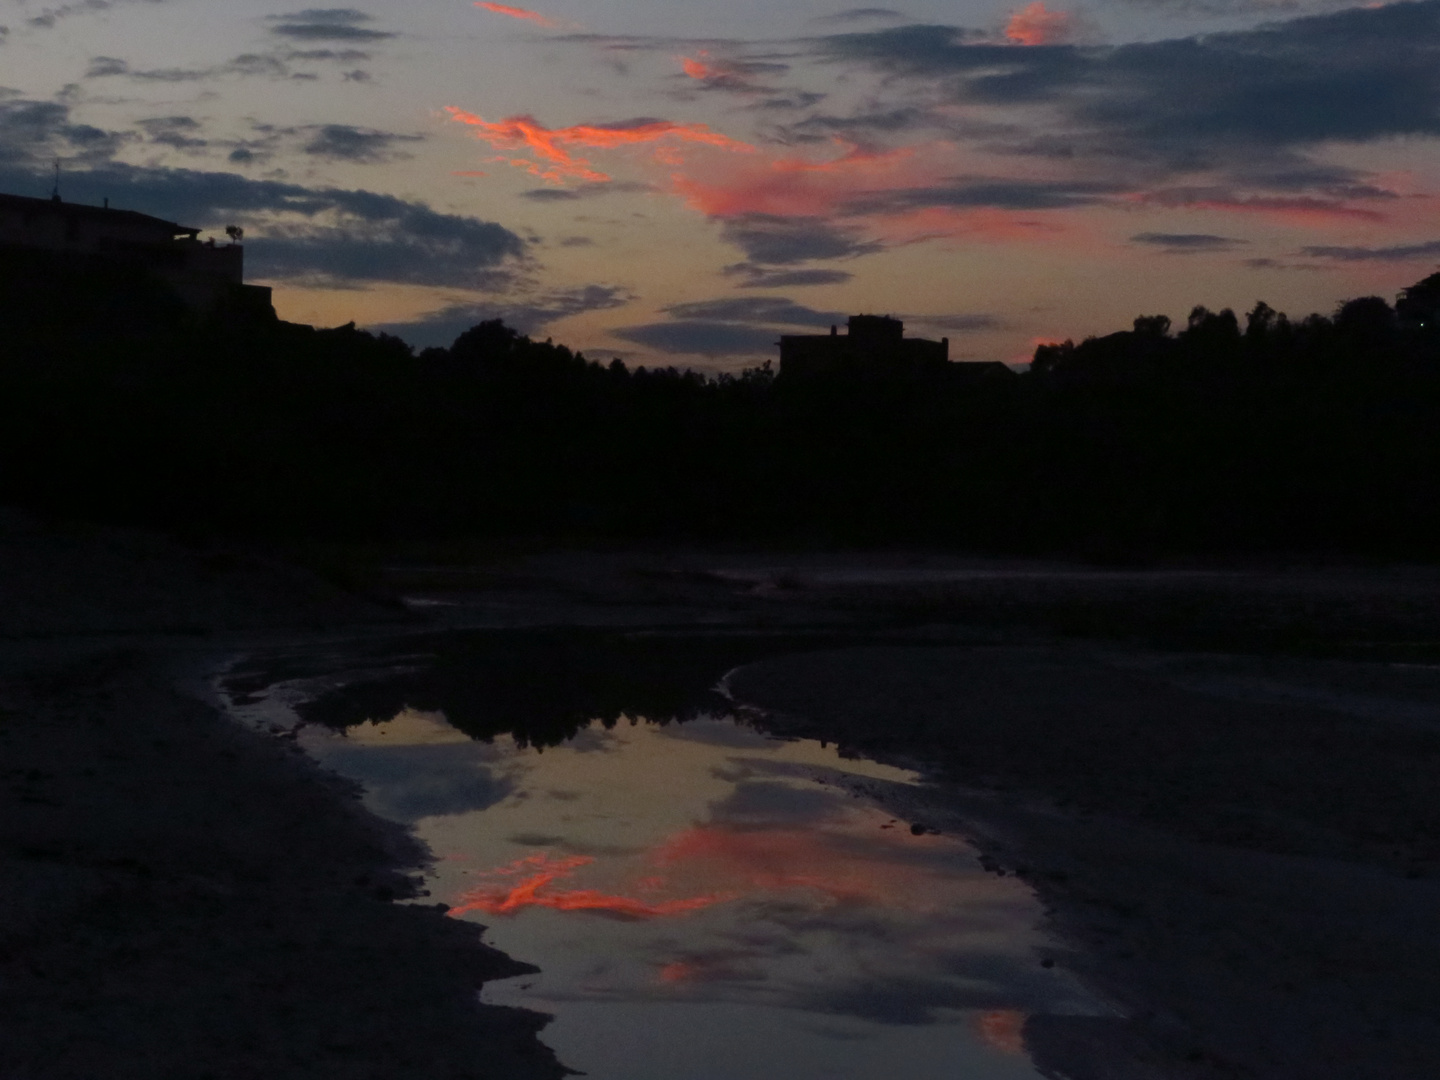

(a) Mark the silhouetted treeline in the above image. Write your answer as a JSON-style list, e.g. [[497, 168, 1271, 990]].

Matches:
[[3, 250, 1440, 558]]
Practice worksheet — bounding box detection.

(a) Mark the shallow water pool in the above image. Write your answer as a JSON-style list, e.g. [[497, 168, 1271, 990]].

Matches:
[[225, 658, 1099, 1078]]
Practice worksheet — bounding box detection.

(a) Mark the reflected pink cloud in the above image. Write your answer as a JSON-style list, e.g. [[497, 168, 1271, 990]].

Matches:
[[651, 823, 970, 911], [452, 818, 979, 924], [449, 852, 733, 918]]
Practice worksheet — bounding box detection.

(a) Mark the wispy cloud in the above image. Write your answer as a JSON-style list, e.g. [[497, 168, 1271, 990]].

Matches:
[[85, 46, 373, 83], [728, 266, 854, 287], [1130, 231, 1246, 252], [376, 284, 635, 347], [1301, 240, 1440, 262], [661, 296, 846, 326], [812, 8, 908, 24], [23, 0, 166, 31], [446, 107, 753, 183], [474, 2, 561, 28], [610, 320, 782, 357], [302, 124, 423, 163], [676, 50, 790, 94]]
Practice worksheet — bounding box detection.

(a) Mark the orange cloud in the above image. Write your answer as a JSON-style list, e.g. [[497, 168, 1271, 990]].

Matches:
[[680, 51, 717, 80], [452, 819, 976, 925], [1005, 2, 1074, 45], [474, 1, 560, 27], [448, 852, 732, 918], [446, 106, 754, 184]]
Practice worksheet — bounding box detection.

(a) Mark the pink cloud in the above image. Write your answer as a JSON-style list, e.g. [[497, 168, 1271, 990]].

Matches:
[[474, 2, 561, 28], [1005, 2, 1075, 45], [446, 106, 754, 184]]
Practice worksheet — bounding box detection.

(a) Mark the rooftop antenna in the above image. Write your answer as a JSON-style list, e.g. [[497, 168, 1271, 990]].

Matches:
[[50, 159, 61, 203]]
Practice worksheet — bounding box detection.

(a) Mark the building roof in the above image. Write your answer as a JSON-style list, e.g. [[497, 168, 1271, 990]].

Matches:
[[0, 191, 200, 238]]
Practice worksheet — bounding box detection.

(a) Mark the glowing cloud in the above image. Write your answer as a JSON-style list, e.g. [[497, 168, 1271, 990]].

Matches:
[[651, 824, 961, 908], [1005, 2, 1074, 45], [669, 138, 924, 218], [680, 51, 717, 80], [474, 2, 560, 28], [446, 106, 754, 184], [448, 852, 732, 918]]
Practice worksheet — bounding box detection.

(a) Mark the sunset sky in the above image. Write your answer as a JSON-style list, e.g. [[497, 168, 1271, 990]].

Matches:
[[2, 0, 1438, 368]]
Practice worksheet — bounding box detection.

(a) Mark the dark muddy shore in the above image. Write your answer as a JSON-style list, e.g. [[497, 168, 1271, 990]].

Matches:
[[0, 651, 569, 1080], [0, 512, 568, 1080]]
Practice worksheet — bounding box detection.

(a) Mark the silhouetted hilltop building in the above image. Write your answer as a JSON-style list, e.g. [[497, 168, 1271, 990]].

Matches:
[[0, 190, 273, 320], [779, 314, 951, 380]]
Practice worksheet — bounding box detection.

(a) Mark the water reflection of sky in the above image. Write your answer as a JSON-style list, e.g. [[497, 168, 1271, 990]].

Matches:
[[288, 706, 1103, 1078]]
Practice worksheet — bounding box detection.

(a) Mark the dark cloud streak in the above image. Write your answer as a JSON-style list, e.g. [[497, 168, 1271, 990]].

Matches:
[[377, 285, 635, 347], [1301, 240, 1440, 262], [1131, 232, 1246, 251], [661, 296, 846, 327], [0, 159, 526, 288], [268, 8, 395, 42], [611, 321, 780, 356], [302, 124, 423, 163]]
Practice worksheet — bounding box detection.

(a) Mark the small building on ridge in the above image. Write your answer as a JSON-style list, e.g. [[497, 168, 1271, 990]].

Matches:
[[0, 190, 273, 319], [778, 315, 948, 379]]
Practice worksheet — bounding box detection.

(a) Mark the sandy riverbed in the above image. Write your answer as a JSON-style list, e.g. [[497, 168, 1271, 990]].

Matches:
[[7, 521, 1440, 1079]]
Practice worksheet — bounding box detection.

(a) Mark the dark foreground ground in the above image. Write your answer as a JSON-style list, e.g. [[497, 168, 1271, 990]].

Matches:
[[0, 512, 569, 1080], [5, 519, 1440, 1079]]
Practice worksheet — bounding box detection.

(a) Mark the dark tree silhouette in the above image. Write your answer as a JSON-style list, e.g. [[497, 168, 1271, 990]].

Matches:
[[4, 258, 1440, 558]]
